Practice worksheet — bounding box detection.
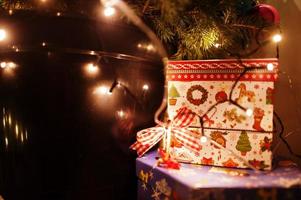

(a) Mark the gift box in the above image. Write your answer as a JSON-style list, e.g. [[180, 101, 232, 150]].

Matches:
[[167, 59, 278, 170], [137, 151, 301, 200]]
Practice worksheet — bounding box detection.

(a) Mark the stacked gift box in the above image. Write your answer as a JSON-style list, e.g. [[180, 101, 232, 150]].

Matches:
[[137, 151, 301, 200], [167, 59, 278, 170]]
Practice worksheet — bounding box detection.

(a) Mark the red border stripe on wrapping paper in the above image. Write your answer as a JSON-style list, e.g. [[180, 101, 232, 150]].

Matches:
[[167, 58, 278, 82], [166, 73, 278, 81], [167, 58, 279, 70]]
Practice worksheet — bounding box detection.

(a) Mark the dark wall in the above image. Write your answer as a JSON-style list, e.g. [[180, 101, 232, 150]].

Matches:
[[267, 0, 301, 166]]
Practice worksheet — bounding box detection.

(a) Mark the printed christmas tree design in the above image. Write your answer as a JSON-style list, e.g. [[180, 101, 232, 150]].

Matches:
[[168, 84, 180, 106], [235, 131, 252, 156]]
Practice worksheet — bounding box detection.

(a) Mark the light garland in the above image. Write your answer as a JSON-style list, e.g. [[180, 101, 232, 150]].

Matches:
[[0, 1, 299, 168]]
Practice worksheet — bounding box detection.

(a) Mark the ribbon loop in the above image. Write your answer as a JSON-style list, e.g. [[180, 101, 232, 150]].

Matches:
[[130, 106, 201, 157]]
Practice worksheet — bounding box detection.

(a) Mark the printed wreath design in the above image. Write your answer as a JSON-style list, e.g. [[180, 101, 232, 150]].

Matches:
[[186, 85, 209, 106]]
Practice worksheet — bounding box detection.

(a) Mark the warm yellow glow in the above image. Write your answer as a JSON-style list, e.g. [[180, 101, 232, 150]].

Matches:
[[0, 62, 17, 69], [137, 43, 142, 48], [142, 84, 149, 91], [86, 63, 99, 75], [15, 48, 19, 52], [116, 110, 126, 119], [5, 137, 8, 147], [25, 130, 28, 140], [42, 42, 46, 47], [15, 124, 19, 138], [8, 115, 11, 125], [3, 118, 5, 127], [41, 0, 47, 2], [146, 44, 154, 51], [272, 34, 282, 43], [214, 43, 221, 48], [104, 6, 116, 17], [21, 132, 24, 143], [9, 9, 13, 15], [200, 136, 208, 143], [267, 63, 274, 71], [94, 86, 110, 95], [246, 108, 253, 117], [0, 62, 6, 68], [0, 29, 7, 41], [56, 12, 61, 16], [7, 62, 16, 68]]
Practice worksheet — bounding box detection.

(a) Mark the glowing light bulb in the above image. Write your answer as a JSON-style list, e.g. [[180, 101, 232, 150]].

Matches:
[[7, 62, 16, 68], [200, 136, 208, 143], [272, 34, 282, 43], [214, 43, 221, 48], [117, 110, 125, 118], [94, 86, 111, 95], [9, 9, 13, 15], [267, 63, 274, 71], [86, 63, 99, 75], [5, 137, 8, 147], [137, 43, 142, 48], [104, 6, 116, 17], [246, 108, 253, 117], [146, 44, 154, 51], [42, 42, 46, 47], [0, 62, 7, 68], [15, 124, 19, 138], [8, 115, 11, 125], [0, 29, 7, 41], [57, 12, 61, 16], [21, 132, 24, 143], [142, 84, 149, 91]]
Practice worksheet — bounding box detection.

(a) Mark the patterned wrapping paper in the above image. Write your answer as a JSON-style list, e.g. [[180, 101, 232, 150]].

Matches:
[[167, 59, 278, 170], [137, 151, 301, 200]]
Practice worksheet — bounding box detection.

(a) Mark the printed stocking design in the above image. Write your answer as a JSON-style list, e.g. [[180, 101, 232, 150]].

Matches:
[[252, 108, 265, 131]]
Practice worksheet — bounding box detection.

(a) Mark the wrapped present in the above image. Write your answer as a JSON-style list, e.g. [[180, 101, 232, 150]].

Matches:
[[167, 59, 278, 170], [137, 151, 301, 200]]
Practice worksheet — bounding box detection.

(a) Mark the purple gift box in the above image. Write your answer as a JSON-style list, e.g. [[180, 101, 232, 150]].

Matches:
[[136, 151, 301, 200]]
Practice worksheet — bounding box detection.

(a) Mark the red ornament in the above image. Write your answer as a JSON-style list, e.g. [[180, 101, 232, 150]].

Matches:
[[215, 91, 228, 103], [257, 4, 280, 24]]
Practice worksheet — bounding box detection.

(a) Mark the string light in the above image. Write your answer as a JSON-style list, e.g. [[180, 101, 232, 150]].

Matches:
[[213, 43, 221, 48], [5, 137, 8, 147], [94, 86, 111, 96], [56, 12, 61, 16], [146, 44, 154, 51], [116, 110, 126, 119], [200, 136, 208, 143], [104, 6, 116, 17], [0, 62, 17, 69], [142, 84, 149, 91], [42, 42, 46, 47], [15, 124, 19, 138], [0, 29, 7, 41], [246, 108, 253, 117], [85, 63, 99, 75], [9, 9, 13, 15], [0, 62, 6, 68], [267, 63, 274, 71], [272, 34, 282, 43]]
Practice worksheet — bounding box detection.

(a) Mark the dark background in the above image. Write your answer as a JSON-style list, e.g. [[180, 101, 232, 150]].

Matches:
[[0, 11, 165, 200]]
